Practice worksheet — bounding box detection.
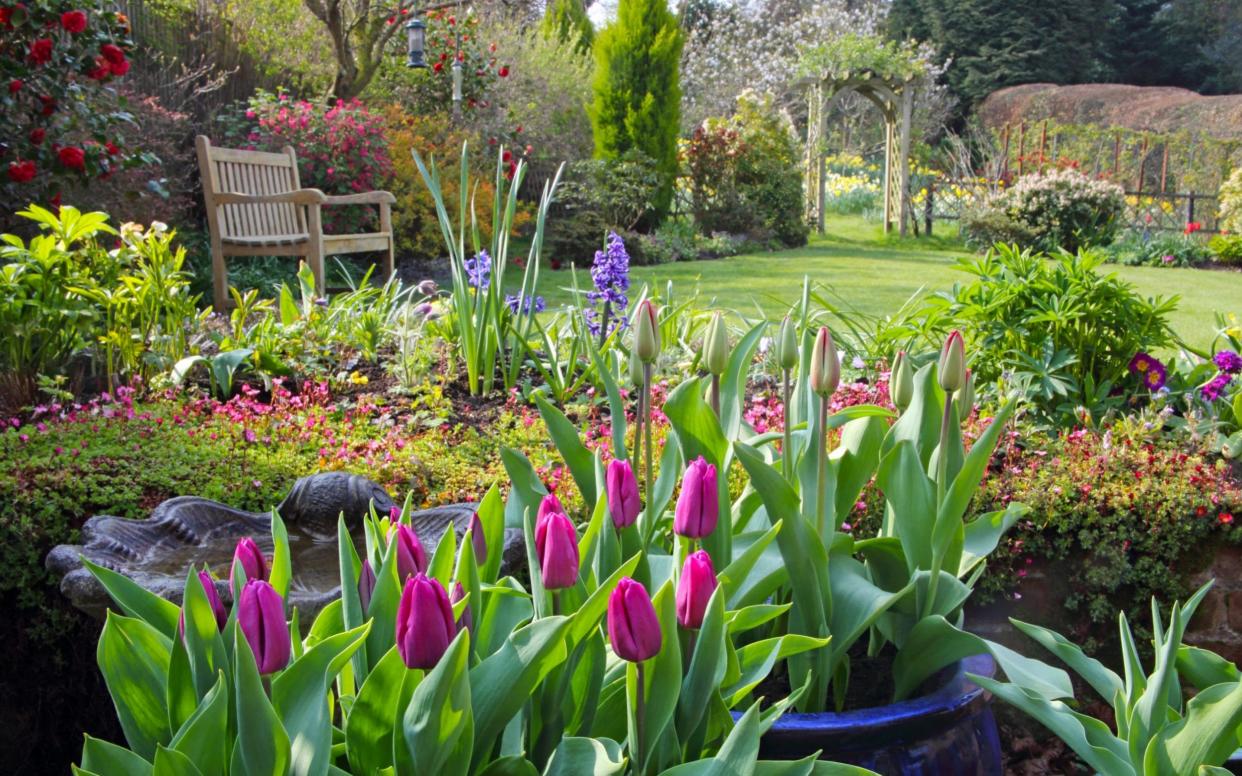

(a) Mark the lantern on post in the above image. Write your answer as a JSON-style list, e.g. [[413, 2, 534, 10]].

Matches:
[[406, 18, 427, 69]]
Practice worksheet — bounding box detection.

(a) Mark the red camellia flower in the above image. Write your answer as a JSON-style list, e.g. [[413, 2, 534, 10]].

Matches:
[[39, 95, 56, 115], [88, 56, 110, 80], [58, 146, 86, 170], [109, 57, 129, 76], [29, 38, 54, 65], [498, 65, 509, 77], [0, 7, 11, 25], [60, 10, 87, 32], [7, 160, 37, 183], [8, 79, 21, 94], [29, 127, 45, 145], [100, 43, 125, 64], [104, 141, 119, 155]]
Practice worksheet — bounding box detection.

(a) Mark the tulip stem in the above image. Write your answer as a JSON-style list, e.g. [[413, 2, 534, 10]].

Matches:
[[635, 661, 647, 773], [643, 363, 654, 538], [781, 368, 793, 481], [924, 389, 955, 620], [709, 375, 720, 417], [816, 392, 829, 539]]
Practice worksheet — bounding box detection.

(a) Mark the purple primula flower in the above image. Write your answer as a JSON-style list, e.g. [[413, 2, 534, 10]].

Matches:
[[1214, 350, 1242, 375], [584, 232, 630, 337], [506, 294, 546, 315], [1129, 351, 1168, 390], [464, 250, 491, 290], [1201, 372, 1234, 402]]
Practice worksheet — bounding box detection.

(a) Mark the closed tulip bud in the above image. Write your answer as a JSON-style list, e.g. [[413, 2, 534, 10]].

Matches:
[[959, 368, 975, 414], [676, 551, 717, 630], [468, 512, 487, 565], [606, 458, 641, 529], [393, 523, 428, 580], [634, 299, 660, 364], [396, 574, 456, 669], [180, 571, 227, 637], [607, 577, 662, 662], [230, 536, 267, 587], [809, 327, 840, 397], [538, 512, 579, 590], [451, 581, 472, 632], [358, 559, 376, 612], [238, 579, 290, 674], [703, 312, 729, 376], [674, 456, 719, 539], [938, 330, 966, 393], [775, 316, 799, 371], [537, 492, 565, 525], [891, 351, 913, 411]]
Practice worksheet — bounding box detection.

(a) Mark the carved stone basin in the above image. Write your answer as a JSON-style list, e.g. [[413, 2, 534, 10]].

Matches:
[[46, 472, 523, 623]]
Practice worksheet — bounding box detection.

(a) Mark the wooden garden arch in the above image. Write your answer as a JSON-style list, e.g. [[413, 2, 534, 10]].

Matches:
[[804, 74, 915, 236]]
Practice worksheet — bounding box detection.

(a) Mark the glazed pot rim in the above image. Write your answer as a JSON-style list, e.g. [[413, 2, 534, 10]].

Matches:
[[755, 653, 996, 735]]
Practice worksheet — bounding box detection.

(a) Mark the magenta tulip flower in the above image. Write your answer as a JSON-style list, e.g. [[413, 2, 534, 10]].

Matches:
[[451, 581, 472, 632], [606, 459, 641, 530], [538, 512, 580, 590], [674, 457, 719, 539], [469, 512, 488, 565], [396, 574, 456, 669], [393, 523, 428, 580], [230, 536, 267, 587], [238, 579, 290, 674], [358, 559, 376, 612], [608, 577, 662, 662], [537, 492, 565, 525], [179, 570, 227, 637], [676, 551, 717, 630]]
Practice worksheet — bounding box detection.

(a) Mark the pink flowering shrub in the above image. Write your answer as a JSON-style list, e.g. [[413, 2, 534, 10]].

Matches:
[[218, 90, 394, 233]]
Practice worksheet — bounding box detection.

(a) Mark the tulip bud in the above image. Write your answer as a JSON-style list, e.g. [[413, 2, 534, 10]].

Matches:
[[468, 512, 487, 565], [396, 574, 456, 669], [775, 316, 799, 371], [537, 492, 565, 525], [703, 312, 729, 377], [230, 537, 267, 588], [451, 580, 472, 632], [606, 458, 641, 530], [676, 551, 717, 630], [634, 299, 660, 364], [180, 571, 227, 637], [809, 327, 840, 397], [607, 577, 662, 662], [358, 559, 376, 612], [959, 368, 975, 415], [938, 330, 966, 393], [891, 351, 913, 411], [538, 512, 579, 590], [238, 579, 291, 674], [393, 523, 428, 580], [674, 456, 719, 539]]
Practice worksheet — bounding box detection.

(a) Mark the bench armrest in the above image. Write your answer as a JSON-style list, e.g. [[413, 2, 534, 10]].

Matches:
[[215, 188, 327, 206], [322, 191, 397, 206]]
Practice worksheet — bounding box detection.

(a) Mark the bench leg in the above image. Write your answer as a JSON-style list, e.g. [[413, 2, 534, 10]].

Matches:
[[210, 233, 228, 312], [380, 202, 395, 281], [307, 205, 326, 298]]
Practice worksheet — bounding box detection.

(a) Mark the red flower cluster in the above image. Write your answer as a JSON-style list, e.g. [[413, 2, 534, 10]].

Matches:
[[28, 37, 53, 65], [7, 160, 37, 183], [1185, 221, 1203, 235], [57, 146, 85, 170], [60, 9, 86, 32]]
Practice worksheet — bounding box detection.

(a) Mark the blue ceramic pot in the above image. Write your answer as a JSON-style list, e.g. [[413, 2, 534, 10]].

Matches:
[[749, 654, 1002, 775]]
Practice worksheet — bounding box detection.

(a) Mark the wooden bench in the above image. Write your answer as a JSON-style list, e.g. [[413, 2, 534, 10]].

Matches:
[[195, 135, 396, 311]]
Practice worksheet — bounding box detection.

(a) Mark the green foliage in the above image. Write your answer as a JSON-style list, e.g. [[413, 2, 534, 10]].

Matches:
[[798, 32, 929, 81], [931, 244, 1178, 425], [962, 170, 1127, 254], [544, 151, 662, 265], [1209, 234, 1242, 267], [1220, 167, 1242, 234], [683, 91, 808, 247], [541, 0, 594, 54], [589, 0, 684, 219], [1105, 230, 1213, 268]]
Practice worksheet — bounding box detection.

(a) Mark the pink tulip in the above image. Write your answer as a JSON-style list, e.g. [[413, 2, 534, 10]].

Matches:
[[358, 559, 376, 612], [608, 577, 661, 662], [469, 512, 487, 565], [674, 457, 719, 539], [179, 571, 227, 637], [451, 581, 471, 632], [606, 459, 641, 529], [230, 537, 267, 587], [393, 523, 427, 580], [396, 574, 455, 669], [676, 551, 717, 630], [238, 580, 291, 674], [538, 512, 579, 590]]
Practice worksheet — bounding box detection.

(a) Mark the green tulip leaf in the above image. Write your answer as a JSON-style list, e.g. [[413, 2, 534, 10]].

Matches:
[[404, 630, 473, 776], [535, 391, 598, 510], [544, 736, 626, 776], [1177, 647, 1240, 691], [478, 756, 540, 776], [726, 603, 793, 635], [570, 553, 641, 648], [168, 671, 228, 774], [97, 612, 173, 760], [428, 523, 457, 588], [153, 745, 204, 776], [677, 586, 728, 741], [477, 483, 507, 584], [231, 626, 291, 776], [338, 516, 367, 680], [718, 524, 782, 609], [81, 735, 154, 776], [83, 557, 181, 638], [958, 503, 1028, 578], [1010, 618, 1123, 704], [345, 646, 409, 773], [1144, 679, 1242, 775], [269, 509, 292, 601], [587, 337, 628, 462]]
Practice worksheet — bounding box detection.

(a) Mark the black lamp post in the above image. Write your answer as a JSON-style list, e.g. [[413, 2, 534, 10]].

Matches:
[[406, 18, 427, 68]]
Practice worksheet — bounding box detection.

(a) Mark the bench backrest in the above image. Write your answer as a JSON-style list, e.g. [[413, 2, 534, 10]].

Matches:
[[196, 136, 307, 240]]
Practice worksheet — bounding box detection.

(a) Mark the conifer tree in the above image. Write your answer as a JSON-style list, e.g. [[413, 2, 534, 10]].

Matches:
[[542, 0, 594, 55]]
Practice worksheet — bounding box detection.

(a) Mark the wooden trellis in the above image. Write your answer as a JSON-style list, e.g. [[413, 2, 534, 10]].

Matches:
[[805, 74, 915, 236]]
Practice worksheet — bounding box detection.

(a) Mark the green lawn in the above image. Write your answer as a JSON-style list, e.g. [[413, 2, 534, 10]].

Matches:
[[535, 215, 1239, 349]]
